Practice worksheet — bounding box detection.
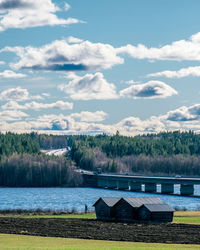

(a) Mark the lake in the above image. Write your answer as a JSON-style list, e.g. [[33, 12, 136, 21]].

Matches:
[[0, 187, 200, 212]]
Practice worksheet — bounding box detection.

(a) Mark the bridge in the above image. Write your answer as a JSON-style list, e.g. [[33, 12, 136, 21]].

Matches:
[[83, 173, 200, 196]]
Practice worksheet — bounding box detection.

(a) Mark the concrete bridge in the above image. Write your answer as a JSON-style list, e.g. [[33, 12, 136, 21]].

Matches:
[[83, 173, 200, 196]]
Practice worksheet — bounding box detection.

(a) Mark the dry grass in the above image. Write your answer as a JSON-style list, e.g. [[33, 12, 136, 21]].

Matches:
[[174, 211, 200, 217]]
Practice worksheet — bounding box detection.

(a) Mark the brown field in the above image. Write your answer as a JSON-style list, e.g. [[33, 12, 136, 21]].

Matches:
[[0, 217, 200, 245], [175, 211, 200, 217]]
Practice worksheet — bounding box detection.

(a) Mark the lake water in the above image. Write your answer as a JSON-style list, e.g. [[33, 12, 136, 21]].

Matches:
[[0, 187, 200, 212]]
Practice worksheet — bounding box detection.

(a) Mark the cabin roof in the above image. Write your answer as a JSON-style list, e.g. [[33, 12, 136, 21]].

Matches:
[[116, 197, 164, 208], [93, 197, 120, 207], [142, 203, 175, 212]]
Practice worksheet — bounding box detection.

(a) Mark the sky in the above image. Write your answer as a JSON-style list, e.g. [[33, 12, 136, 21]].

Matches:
[[1, 0, 200, 135]]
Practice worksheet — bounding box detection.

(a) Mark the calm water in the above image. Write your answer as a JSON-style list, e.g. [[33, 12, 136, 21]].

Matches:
[[0, 187, 200, 212]]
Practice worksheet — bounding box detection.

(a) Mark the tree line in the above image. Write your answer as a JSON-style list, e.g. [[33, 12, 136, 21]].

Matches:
[[70, 131, 200, 176], [0, 132, 81, 187], [71, 131, 200, 158], [0, 132, 40, 157], [0, 154, 82, 187], [1, 131, 200, 185]]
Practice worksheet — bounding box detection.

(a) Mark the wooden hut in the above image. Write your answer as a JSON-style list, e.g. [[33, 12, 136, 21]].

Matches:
[[137, 204, 174, 222], [93, 197, 120, 221], [113, 197, 164, 222]]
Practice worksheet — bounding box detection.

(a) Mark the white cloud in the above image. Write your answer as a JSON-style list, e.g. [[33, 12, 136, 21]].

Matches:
[[2, 39, 124, 71], [64, 2, 71, 11], [120, 80, 177, 99], [1, 101, 23, 110], [0, 61, 5, 65], [58, 72, 118, 100], [0, 110, 28, 121], [2, 104, 200, 135], [66, 36, 83, 43], [0, 87, 29, 101], [164, 104, 200, 122], [147, 66, 200, 78], [0, 0, 84, 31], [71, 111, 108, 122], [116, 116, 165, 135], [29, 112, 110, 132], [0, 87, 42, 101], [116, 32, 200, 61], [122, 80, 140, 85], [42, 93, 50, 97], [0, 70, 26, 78], [26, 101, 73, 110], [2, 100, 73, 110]]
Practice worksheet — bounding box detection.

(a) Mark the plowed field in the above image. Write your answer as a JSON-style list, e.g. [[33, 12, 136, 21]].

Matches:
[[0, 217, 200, 244]]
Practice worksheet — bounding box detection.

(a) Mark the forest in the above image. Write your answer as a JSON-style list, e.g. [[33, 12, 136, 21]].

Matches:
[[70, 131, 200, 177], [0, 130, 200, 187], [0, 133, 82, 187], [0, 154, 82, 187]]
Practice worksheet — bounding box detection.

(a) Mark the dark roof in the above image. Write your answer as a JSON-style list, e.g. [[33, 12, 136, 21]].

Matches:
[[142, 204, 175, 212], [116, 197, 164, 208], [93, 197, 121, 207]]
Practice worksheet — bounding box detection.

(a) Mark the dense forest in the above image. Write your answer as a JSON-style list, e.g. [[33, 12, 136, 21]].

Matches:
[[1, 131, 200, 187], [0, 132, 40, 157], [0, 154, 82, 187], [0, 133, 81, 187], [70, 131, 200, 176]]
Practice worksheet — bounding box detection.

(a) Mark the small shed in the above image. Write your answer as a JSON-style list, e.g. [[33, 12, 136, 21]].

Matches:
[[138, 204, 174, 222], [93, 197, 120, 221], [114, 197, 164, 222]]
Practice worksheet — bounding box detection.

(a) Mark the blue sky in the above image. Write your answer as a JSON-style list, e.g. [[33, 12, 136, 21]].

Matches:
[[1, 0, 200, 135]]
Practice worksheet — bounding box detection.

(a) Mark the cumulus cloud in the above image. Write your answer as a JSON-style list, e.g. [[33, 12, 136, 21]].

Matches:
[[0, 87, 42, 101], [0, 0, 84, 31], [120, 80, 177, 99], [164, 104, 200, 122], [0, 70, 26, 78], [147, 66, 200, 78], [0, 110, 28, 121], [66, 36, 83, 43], [2, 100, 73, 110], [2, 39, 124, 71], [116, 32, 200, 61], [2, 103, 200, 135], [0, 87, 29, 101], [116, 104, 200, 135], [116, 116, 165, 135], [58, 72, 118, 100], [0, 61, 5, 65], [29, 113, 111, 132], [71, 111, 107, 122]]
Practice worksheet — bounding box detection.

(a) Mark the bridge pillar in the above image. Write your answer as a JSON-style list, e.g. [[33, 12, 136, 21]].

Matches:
[[130, 182, 141, 191], [180, 184, 194, 195], [97, 178, 107, 188], [106, 179, 117, 189], [161, 183, 174, 194], [145, 183, 157, 193], [117, 180, 129, 190]]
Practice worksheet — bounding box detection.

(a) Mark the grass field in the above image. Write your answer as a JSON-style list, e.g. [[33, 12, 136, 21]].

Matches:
[[0, 234, 199, 250], [22, 213, 96, 219], [173, 211, 200, 224]]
